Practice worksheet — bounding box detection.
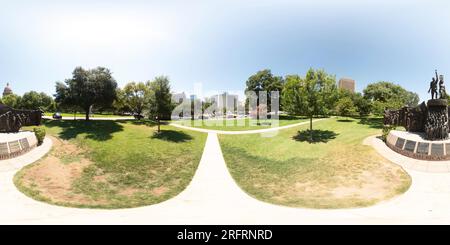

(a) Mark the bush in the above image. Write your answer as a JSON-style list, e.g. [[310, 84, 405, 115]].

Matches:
[[33, 127, 46, 146], [381, 125, 396, 142]]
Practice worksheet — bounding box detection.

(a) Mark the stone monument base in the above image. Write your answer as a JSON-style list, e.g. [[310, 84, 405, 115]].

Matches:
[[0, 131, 38, 160], [425, 99, 449, 140], [386, 130, 450, 161]]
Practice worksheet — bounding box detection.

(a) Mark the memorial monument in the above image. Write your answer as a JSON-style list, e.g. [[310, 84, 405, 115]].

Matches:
[[383, 70, 450, 160], [0, 104, 43, 160]]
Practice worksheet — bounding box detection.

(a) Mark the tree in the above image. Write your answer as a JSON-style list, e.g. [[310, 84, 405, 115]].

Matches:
[[55, 67, 118, 120], [353, 93, 372, 117], [20, 91, 55, 111], [148, 76, 174, 132], [1, 94, 22, 108], [245, 69, 284, 117], [122, 82, 150, 119], [335, 97, 356, 117], [282, 69, 337, 142], [363, 81, 419, 115]]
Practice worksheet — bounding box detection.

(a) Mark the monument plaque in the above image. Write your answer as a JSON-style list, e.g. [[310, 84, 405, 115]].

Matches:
[[404, 140, 416, 152], [431, 143, 445, 156], [8, 141, 21, 153], [0, 143, 8, 155], [417, 142, 430, 155], [395, 138, 405, 149]]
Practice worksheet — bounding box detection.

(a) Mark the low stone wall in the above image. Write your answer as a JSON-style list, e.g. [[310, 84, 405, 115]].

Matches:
[[386, 130, 450, 161], [0, 132, 38, 160]]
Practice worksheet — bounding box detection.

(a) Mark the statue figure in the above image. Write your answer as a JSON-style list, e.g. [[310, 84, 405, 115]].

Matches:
[[439, 72, 446, 99], [0, 104, 43, 133], [429, 70, 439, 99]]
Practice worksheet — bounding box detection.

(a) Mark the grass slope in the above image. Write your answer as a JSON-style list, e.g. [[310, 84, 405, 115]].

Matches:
[[15, 120, 207, 209], [219, 117, 411, 209]]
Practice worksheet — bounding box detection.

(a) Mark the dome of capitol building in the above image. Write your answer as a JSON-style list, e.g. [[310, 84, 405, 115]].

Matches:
[[3, 83, 12, 97]]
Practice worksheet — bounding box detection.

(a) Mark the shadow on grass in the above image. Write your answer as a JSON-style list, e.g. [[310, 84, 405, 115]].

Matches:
[[44, 120, 124, 141], [292, 129, 339, 143], [336, 119, 355, 122], [278, 115, 308, 120], [151, 130, 193, 143], [357, 117, 383, 129]]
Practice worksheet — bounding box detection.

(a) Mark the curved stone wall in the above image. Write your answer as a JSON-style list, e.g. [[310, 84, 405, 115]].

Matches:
[[0, 132, 38, 160]]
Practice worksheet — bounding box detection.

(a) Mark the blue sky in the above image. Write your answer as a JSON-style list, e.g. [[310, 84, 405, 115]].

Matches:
[[1, 0, 450, 101]]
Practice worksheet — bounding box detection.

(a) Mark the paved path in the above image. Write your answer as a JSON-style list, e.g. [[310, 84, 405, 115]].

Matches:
[[170, 118, 326, 134], [42, 116, 134, 121], [2, 124, 450, 224]]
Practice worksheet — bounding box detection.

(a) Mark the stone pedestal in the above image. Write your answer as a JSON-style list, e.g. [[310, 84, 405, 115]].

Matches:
[[0, 131, 38, 160], [424, 99, 449, 140]]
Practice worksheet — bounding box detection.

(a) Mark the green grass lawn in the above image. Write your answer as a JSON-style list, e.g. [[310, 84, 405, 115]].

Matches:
[[219, 117, 411, 209], [172, 115, 309, 131], [44, 113, 133, 118], [15, 120, 207, 209]]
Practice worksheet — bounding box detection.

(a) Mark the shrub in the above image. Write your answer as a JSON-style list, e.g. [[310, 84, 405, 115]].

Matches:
[[381, 125, 396, 142], [33, 127, 46, 146]]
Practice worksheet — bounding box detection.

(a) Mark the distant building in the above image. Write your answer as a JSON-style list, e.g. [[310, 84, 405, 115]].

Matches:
[[3, 83, 12, 97], [190, 94, 198, 101], [207, 92, 239, 114], [172, 92, 186, 104], [338, 78, 355, 93]]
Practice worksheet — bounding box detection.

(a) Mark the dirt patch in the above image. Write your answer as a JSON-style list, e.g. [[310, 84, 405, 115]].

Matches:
[[19, 137, 108, 206], [152, 186, 168, 196]]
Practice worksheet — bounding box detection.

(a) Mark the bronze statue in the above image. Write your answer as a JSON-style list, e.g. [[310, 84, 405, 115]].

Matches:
[[439, 72, 446, 99], [429, 70, 439, 99], [0, 104, 43, 133]]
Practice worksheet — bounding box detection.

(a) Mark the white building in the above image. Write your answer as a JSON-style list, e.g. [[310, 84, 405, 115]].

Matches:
[[172, 92, 186, 104], [207, 92, 240, 116]]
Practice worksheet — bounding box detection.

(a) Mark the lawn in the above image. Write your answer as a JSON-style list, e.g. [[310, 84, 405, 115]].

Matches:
[[44, 113, 133, 119], [219, 117, 411, 209], [172, 115, 309, 131], [15, 120, 207, 209]]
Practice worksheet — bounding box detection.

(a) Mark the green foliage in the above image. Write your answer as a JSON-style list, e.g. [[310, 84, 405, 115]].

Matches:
[[381, 125, 396, 142], [147, 76, 174, 120], [33, 127, 46, 146], [363, 81, 419, 115], [21, 91, 55, 111], [1, 94, 22, 108], [245, 69, 284, 111], [55, 67, 118, 120], [335, 96, 356, 117], [121, 82, 151, 117], [282, 69, 337, 118]]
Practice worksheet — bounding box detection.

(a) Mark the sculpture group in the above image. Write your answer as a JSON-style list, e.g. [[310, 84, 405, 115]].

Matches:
[[384, 70, 449, 141], [0, 104, 43, 133], [428, 70, 446, 99]]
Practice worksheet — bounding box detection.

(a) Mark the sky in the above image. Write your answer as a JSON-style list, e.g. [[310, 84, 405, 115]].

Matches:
[[1, 0, 450, 101]]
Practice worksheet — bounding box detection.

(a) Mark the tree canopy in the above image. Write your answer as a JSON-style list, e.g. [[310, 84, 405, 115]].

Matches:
[[245, 69, 284, 113], [363, 81, 419, 115], [121, 82, 151, 117], [282, 68, 337, 141], [147, 76, 174, 121], [55, 67, 118, 120]]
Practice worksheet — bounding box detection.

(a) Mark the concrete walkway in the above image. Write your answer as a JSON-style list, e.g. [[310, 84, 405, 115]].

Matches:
[[42, 116, 134, 121], [170, 118, 326, 134], [2, 123, 450, 224]]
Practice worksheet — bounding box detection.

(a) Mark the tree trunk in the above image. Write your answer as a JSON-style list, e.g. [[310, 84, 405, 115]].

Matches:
[[158, 118, 161, 133], [85, 111, 90, 121], [309, 116, 313, 142]]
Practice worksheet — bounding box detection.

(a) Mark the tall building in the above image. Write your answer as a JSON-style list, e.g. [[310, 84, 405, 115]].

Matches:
[[172, 92, 186, 104], [338, 78, 355, 93], [3, 83, 12, 97], [207, 92, 239, 114]]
